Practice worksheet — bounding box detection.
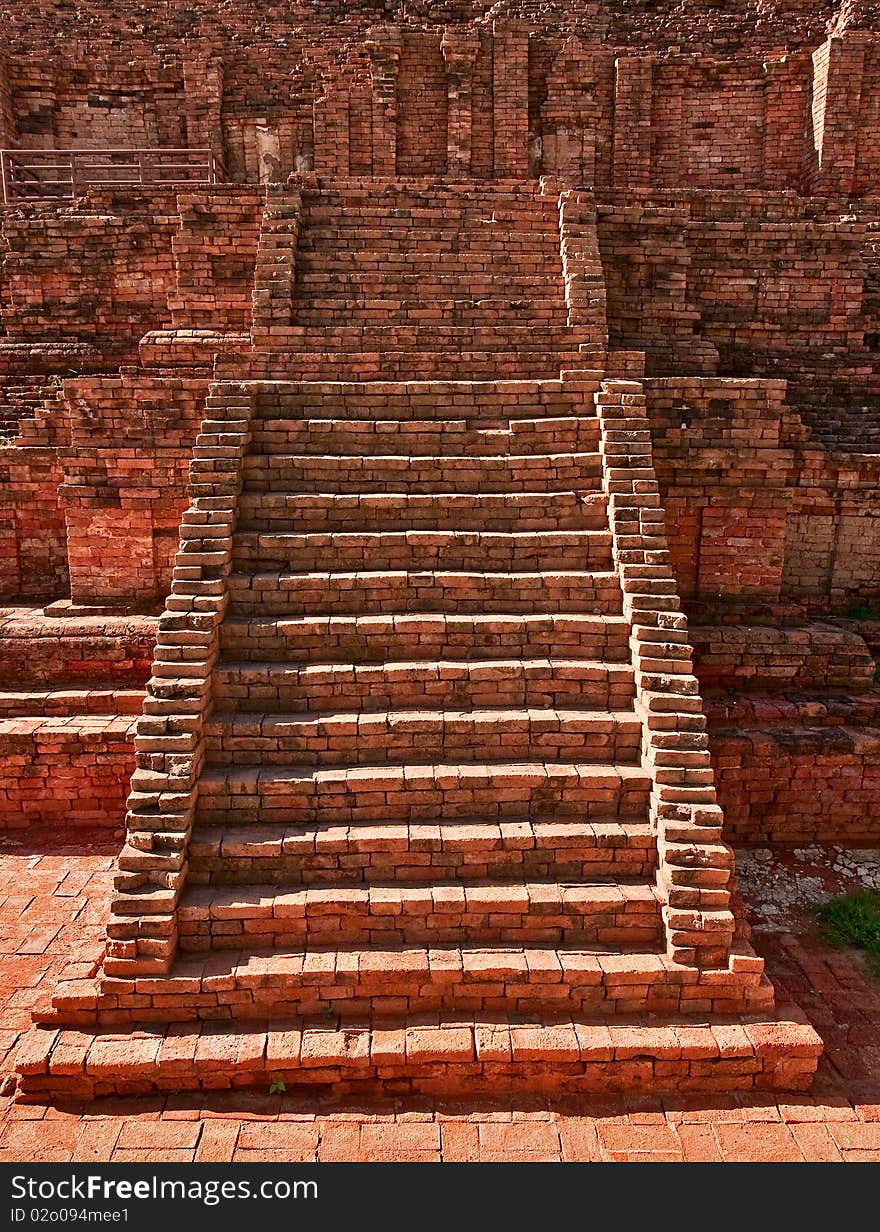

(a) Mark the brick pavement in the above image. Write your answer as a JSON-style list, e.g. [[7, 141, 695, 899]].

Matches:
[[0, 833, 876, 1163]]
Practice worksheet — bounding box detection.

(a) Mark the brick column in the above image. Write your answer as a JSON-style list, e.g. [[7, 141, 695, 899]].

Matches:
[[365, 26, 402, 177], [0, 51, 15, 147], [183, 56, 225, 173], [492, 22, 530, 178], [441, 29, 480, 177], [611, 55, 652, 189], [811, 32, 869, 196], [557, 188, 608, 337]]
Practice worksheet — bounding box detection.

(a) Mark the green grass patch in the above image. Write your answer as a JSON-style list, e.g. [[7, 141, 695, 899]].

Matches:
[[817, 890, 880, 972]]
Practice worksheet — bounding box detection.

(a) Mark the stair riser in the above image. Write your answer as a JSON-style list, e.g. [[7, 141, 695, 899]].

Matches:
[[203, 721, 642, 767], [176, 902, 662, 950], [248, 421, 600, 457], [78, 972, 722, 1025], [219, 616, 631, 665], [226, 574, 623, 616], [212, 671, 636, 714], [195, 779, 651, 827], [232, 534, 613, 574], [187, 841, 658, 886], [242, 457, 602, 494]]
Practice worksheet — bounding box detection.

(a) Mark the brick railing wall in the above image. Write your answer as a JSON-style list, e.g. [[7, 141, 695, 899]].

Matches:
[[106, 383, 254, 977], [593, 376, 739, 972]]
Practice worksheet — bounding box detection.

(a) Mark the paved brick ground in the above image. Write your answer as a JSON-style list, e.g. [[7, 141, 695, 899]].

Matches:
[[0, 832, 878, 1163]]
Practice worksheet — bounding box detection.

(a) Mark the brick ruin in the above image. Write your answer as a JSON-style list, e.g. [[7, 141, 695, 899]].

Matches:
[[5, 0, 880, 1098]]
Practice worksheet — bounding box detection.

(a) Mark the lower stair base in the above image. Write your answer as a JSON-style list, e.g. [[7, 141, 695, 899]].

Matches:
[[15, 1013, 822, 1102]]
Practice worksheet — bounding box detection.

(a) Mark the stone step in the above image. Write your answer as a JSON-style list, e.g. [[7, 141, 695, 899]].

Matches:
[[249, 379, 589, 422], [55, 943, 768, 1023], [294, 274, 564, 297], [0, 688, 144, 717], [192, 761, 652, 828], [17, 1012, 822, 1100], [237, 350, 591, 382], [249, 416, 600, 454], [225, 569, 623, 616], [211, 658, 636, 713], [203, 706, 642, 766], [175, 880, 663, 950], [241, 452, 603, 494], [231, 529, 614, 573], [251, 327, 590, 366], [293, 307, 569, 327], [187, 817, 658, 885], [237, 491, 609, 534], [218, 613, 632, 666]]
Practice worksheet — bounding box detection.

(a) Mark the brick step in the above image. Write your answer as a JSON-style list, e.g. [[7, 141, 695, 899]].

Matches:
[[231, 529, 614, 574], [226, 570, 624, 617], [192, 761, 652, 828], [17, 1012, 822, 1100], [237, 491, 609, 534], [297, 232, 561, 253], [49, 943, 770, 1024], [250, 376, 584, 406], [233, 350, 590, 381], [0, 688, 144, 717], [249, 417, 601, 455], [218, 612, 632, 665], [187, 818, 658, 885], [241, 453, 603, 494], [256, 326, 589, 354], [203, 706, 642, 766], [293, 308, 569, 327], [211, 658, 635, 713], [175, 880, 663, 950]]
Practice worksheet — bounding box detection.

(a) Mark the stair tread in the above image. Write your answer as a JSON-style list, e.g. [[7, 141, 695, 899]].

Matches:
[[191, 817, 655, 843], [207, 706, 641, 725], [201, 760, 650, 784], [178, 879, 661, 914]]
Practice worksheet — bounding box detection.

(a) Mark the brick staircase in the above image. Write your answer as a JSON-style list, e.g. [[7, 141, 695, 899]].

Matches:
[[15, 372, 821, 1100], [14, 181, 820, 1101], [246, 178, 599, 379]]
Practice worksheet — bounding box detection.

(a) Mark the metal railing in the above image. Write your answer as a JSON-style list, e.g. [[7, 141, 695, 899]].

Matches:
[[0, 148, 221, 203]]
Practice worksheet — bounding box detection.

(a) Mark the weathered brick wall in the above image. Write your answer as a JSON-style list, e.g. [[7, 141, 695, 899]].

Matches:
[[812, 32, 880, 197], [2, 20, 878, 195], [596, 191, 871, 376], [0, 191, 177, 364], [0, 50, 14, 146], [0, 438, 66, 601], [167, 188, 262, 330], [58, 373, 210, 608], [0, 715, 137, 829], [646, 375, 880, 609], [648, 55, 811, 191], [711, 723, 880, 845]]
